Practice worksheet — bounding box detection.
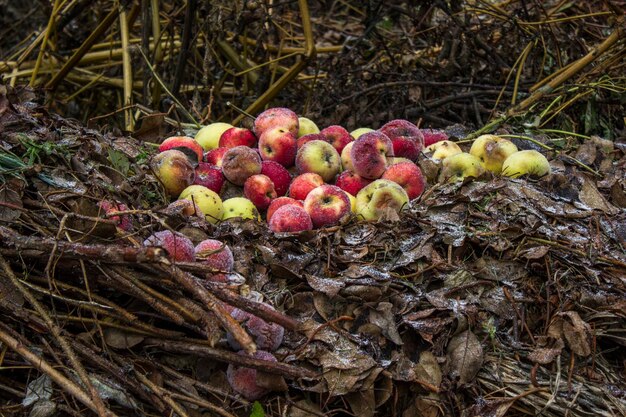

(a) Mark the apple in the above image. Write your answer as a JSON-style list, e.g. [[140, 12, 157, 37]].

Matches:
[[304, 184, 351, 228], [150, 149, 195, 197], [195, 122, 233, 150], [295, 140, 341, 182], [260, 161, 291, 197], [391, 137, 420, 161], [219, 127, 257, 148], [387, 157, 413, 165], [222, 197, 261, 221], [379, 119, 424, 152], [268, 204, 313, 233], [469, 134, 518, 173], [501, 150, 551, 178], [204, 147, 228, 167], [297, 116, 320, 137], [195, 239, 234, 272], [221, 145, 262, 186], [266, 197, 303, 223], [356, 179, 409, 221], [162, 199, 204, 219], [296, 133, 326, 150], [254, 107, 299, 137], [143, 230, 195, 262], [159, 136, 204, 164], [350, 127, 374, 139], [193, 162, 225, 194], [179, 185, 224, 223], [381, 161, 426, 200], [335, 170, 372, 196], [288, 172, 324, 201], [421, 129, 448, 147], [439, 152, 485, 182], [320, 125, 353, 154], [425, 140, 462, 161], [226, 350, 278, 400], [346, 192, 357, 213], [258, 126, 297, 167], [340, 141, 355, 172], [350, 131, 394, 180], [97, 200, 132, 231], [243, 174, 277, 211]]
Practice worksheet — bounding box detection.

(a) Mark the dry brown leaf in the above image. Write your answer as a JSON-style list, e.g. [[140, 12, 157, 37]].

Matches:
[[446, 330, 483, 385]]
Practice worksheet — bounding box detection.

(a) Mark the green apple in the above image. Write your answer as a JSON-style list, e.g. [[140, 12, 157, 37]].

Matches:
[[501, 150, 551, 178], [439, 152, 485, 182], [295, 140, 341, 182], [346, 192, 357, 213], [222, 197, 261, 221], [425, 140, 462, 161], [356, 179, 409, 221], [179, 185, 224, 223], [469, 134, 518, 173], [350, 127, 374, 139], [297, 117, 320, 137], [195, 122, 233, 151]]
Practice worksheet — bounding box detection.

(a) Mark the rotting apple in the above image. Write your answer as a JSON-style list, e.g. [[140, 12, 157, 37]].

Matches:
[[295, 140, 342, 183], [469, 134, 518, 174], [439, 152, 486, 182], [150, 149, 195, 197], [350, 131, 394, 180], [221, 145, 262, 186], [501, 150, 551, 178], [254, 107, 299, 138], [382, 161, 426, 200], [179, 184, 224, 223], [221, 197, 261, 221], [356, 179, 409, 221]]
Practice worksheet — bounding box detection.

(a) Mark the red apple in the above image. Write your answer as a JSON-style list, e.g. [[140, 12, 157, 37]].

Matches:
[[97, 200, 132, 232], [391, 137, 420, 161], [350, 131, 394, 180], [204, 147, 229, 167], [193, 162, 225, 194], [219, 127, 257, 149], [421, 129, 449, 147], [222, 146, 262, 186], [195, 239, 234, 272], [379, 119, 423, 143], [260, 161, 291, 197], [258, 126, 297, 167], [268, 204, 313, 233], [295, 140, 341, 182], [320, 125, 353, 154], [254, 107, 299, 137], [303, 184, 351, 229], [296, 133, 326, 150], [143, 230, 195, 262], [243, 174, 277, 211], [341, 141, 355, 172], [382, 161, 426, 200], [266, 197, 303, 223], [159, 136, 204, 164], [288, 172, 324, 201], [335, 170, 372, 196]]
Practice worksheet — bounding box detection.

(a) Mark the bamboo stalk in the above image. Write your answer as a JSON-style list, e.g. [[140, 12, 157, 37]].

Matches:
[[30, 0, 63, 86], [119, 4, 134, 131]]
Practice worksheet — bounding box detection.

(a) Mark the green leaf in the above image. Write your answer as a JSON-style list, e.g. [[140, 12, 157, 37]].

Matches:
[[249, 401, 265, 417], [108, 149, 130, 176]]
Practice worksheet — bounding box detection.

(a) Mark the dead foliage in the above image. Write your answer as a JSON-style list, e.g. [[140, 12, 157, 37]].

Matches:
[[1, 83, 625, 416]]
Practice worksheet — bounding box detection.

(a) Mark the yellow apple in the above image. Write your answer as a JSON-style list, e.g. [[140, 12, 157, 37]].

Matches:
[[439, 152, 485, 182], [179, 185, 224, 223], [195, 122, 233, 151], [356, 179, 409, 221], [346, 192, 357, 213], [350, 127, 374, 139], [221, 197, 261, 221], [469, 134, 518, 173], [501, 150, 551, 178], [425, 140, 462, 161], [297, 117, 320, 137]]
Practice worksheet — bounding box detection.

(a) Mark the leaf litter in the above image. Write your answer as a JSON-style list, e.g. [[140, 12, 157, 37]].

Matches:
[[0, 85, 625, 417]]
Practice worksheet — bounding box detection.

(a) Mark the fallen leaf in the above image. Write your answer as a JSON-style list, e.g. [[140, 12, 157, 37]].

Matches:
[[446, 330, 483, 385]]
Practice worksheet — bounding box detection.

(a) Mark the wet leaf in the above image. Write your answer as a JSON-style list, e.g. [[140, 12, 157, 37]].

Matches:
[[560, 311, 592, 357], [446, 330, 483, 385], [103, 328, 144, 349], [414, 351, 442, 387], [23, 374, 52, 407]]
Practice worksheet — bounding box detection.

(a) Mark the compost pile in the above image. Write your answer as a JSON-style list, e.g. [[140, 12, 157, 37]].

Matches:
[[0, 84, 625, 417]]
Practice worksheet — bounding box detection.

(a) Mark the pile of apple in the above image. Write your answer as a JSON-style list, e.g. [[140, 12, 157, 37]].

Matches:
[[149, 107, 551, 233]]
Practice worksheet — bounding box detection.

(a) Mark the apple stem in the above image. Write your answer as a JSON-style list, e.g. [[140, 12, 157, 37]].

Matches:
[[226, 101, 256, 121]]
